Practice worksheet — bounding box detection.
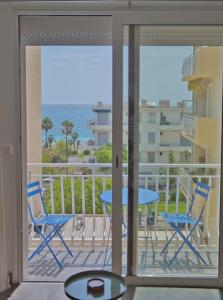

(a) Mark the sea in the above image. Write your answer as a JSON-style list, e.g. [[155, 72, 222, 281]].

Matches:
[[42, 104, 94, 142]]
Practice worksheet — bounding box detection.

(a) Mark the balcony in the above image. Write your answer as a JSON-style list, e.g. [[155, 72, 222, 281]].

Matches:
[[181, 47, 219, 82], [159, 142, 191, 151], [27, 162, 220, 281], [160, 123, 183, 130], [181, 114, 218, 150]]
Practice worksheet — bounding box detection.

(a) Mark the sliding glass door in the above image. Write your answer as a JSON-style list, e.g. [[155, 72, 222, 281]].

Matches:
[[123, 25, 222, 281], [20, 16, 123, 281]]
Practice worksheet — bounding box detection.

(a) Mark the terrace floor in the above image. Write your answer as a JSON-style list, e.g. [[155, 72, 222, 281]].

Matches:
[[28, 247, 218, 281], [27, 217, 218, 281]]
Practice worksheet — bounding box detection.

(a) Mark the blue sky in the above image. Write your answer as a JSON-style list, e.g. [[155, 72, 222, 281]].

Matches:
[[41, 46, 192, 105]]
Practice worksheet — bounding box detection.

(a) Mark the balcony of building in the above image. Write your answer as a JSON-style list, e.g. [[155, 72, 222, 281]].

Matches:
[[26, 162, 220, 281], [160, 112, 182, 130], [181, 114, 218, 150], [181, 47, 220, 83]]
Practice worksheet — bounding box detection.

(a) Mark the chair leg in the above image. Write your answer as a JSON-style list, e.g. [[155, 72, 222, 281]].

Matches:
[[34, 224, 73, 258], [53, 225, 73, 257], [103, 219, 111, 268], [147, 222, 155, 261], [36, 228, 56, 255], [160, 231, 177, 255], [29, 227, 59, 261], [29, 227, 63, 268], [168, 223, 207, 266]]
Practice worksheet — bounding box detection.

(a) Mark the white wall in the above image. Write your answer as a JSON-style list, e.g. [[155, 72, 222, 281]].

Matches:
[[0, 3, 21, 288]]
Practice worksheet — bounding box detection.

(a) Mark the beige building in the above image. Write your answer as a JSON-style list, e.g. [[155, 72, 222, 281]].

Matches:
[[181, 46, 223, 244]]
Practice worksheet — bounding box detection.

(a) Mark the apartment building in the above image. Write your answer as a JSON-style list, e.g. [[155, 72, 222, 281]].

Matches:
[[181, 46, 223, 243], [89, 100, 191, 165]]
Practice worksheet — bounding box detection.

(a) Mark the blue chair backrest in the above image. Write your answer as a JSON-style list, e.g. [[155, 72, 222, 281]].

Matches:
[[27, 181, 47, 222], [187, 181, 211, 220]]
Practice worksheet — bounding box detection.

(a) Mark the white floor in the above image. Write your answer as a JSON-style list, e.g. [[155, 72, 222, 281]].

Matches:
[[8, 283, 223, 300]]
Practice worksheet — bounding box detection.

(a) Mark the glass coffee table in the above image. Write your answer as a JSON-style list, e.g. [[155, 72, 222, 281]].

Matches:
[[64, 270, 127, 300]]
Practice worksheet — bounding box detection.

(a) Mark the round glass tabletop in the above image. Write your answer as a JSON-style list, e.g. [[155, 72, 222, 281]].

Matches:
[[64, 270, 127, 300]]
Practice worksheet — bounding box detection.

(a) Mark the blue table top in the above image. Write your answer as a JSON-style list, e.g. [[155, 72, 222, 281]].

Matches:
[[100, 187, 159, 205]]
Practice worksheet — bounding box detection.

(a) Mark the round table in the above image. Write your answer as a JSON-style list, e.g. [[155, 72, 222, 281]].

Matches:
[[100, 187, 159, 262], [100, 187, 159, 205], [64, 270, 127, 300]]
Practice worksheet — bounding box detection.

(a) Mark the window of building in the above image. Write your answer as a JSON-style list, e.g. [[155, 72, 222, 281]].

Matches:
[[97, 112, 109, 125], [147, 152, 155, 163], [97, 132, 109, 145], [148, 132, 156, 144], [148, 112, 156, 123]]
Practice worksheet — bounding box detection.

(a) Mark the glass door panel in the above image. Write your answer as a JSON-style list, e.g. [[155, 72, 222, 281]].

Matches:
[[124, 25, 222, 277], [22, 16, 115, 281]]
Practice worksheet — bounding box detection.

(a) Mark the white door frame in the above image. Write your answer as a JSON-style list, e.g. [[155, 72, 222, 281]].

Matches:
[[15, 1, 223, 287]]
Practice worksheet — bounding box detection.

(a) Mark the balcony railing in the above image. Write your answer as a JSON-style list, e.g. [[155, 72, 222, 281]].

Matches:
[[181, 113, 195, 137], [27, 163, 220, 251], [182, 53, 194, 78]]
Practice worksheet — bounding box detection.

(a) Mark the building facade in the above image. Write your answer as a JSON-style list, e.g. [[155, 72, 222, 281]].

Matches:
[[89, 100, 191, 165], [181, 46, 223, 244]]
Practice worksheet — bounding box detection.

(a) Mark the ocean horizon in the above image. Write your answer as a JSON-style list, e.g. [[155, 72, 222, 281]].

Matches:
[[42, 104, 94, 142]]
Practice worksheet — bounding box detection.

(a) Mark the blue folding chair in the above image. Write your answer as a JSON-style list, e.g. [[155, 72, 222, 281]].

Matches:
[[27, 181, 74, 268], [160, 181, 211, 266]]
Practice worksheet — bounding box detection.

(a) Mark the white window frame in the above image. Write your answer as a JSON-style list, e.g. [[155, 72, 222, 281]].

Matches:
[[148, 132, 156, 144], [147, 151, 155, 163], [97, 112, 109, 125], [97, 131, 109, 145], [11, 1, 223, 288], [148, 112, 156, 124]]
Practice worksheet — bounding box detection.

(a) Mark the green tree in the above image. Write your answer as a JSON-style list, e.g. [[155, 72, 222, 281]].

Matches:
[[168, 150, 179, 190], [95, 144, 112, 163], [42, 117, 53, 147], [61, 120, 74, 162], [95, 144, 128, 163], [55, 140, 72, 162], [122, 146, 128, 163], [70, 131, 79, 152], [47, 134, 54, 149], [168, 150, 178, 175], [76, 140, 81, 153]]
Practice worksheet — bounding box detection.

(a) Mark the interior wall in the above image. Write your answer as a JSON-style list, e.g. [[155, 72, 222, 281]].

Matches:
[[0, 3, 21, 288]]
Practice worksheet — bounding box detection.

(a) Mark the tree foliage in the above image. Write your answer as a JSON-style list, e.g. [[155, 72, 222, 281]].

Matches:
[[42, 117, 53, 147], [95, 144, 128, 163], [61, 120, 74, 162]]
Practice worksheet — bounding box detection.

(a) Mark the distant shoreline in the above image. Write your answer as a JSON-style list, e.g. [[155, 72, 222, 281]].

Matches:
[[42, 103, 94, 107], [42, 103, 94, 141]]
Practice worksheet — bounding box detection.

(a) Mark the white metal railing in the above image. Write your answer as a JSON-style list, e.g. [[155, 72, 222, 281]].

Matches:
[[27, 163, 220, 248], [181, 113, 196, 137], [181, 53, 194, 77]]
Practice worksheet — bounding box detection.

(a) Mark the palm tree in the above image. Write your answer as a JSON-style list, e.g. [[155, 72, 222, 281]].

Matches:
[[70, 131, 79, 152], [76, 140, 81, 153], [47, 134, 54, 149], [61, 120, 74, 162], [42, 117, 53, 147]]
